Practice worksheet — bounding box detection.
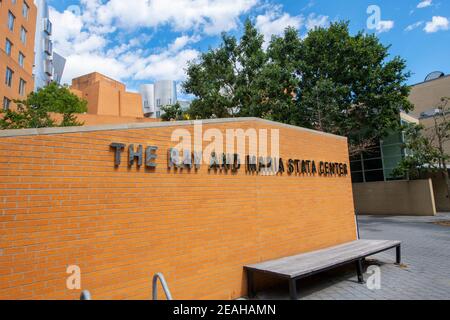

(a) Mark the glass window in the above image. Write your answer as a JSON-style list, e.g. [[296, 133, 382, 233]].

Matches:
[[351, 171, 364, 183], [19, 78, 26, 96], [12, 0, 17, 4], [5, 38, 12, 56], [364, 170, 385, 182], [20, 27, 27, 44], [43, 18, 52, 35], [22, 2, 29, 19], [3, 97, 11, 110], [18, 52, 24, 67], [363, 158, 383, 171], [5, 67, 13, 87], [8, 11, 15, 31]]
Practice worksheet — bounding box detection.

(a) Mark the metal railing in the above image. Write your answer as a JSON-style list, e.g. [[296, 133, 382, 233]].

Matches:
[[152, 273, 173, 300], [80, 290, 92, 300], [79, 273, 173, 300]]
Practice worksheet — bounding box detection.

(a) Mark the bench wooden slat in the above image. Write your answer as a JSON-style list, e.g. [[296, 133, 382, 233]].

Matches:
[[245, 239, 401, 279]]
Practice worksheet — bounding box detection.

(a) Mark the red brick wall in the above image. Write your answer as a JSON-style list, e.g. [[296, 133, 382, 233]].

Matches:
[[0, 119, 356, 299]]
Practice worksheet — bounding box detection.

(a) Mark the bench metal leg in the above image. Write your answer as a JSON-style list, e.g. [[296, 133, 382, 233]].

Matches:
[[289, 278, 298, 300], [247, 270, 255, 299], [356, 259, 364, 283], [396, 245, 401, 265]]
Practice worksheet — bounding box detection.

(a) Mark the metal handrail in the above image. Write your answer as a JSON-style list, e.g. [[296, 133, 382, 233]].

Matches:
[[152, 273, 173, 300], [80, 290, 92, 300]]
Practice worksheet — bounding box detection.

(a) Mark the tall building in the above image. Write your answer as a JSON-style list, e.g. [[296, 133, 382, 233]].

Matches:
[[70, 72, 144, 118], [140, 80, 177, 118], [139, 84, 155, 116], [32, 0, 53, 90], [52, 51, 66, 85], [409, 72, 450, 151], [1, 0, 37, 110]]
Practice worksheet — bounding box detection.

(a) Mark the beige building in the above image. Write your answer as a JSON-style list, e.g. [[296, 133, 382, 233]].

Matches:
[[409, 72, 450, 154], [353, 71, 450, 214], [1, 0, 37, 110], [70, 72, 144, 118]]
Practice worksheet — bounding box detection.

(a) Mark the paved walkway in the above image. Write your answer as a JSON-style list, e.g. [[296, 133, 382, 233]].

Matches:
[[256, 213, 450, 300]]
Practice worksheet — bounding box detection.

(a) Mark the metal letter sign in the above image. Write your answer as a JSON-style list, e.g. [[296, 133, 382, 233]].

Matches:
[[111, 143, 348, 177]]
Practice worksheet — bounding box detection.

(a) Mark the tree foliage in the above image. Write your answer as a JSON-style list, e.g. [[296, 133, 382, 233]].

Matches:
[[160, 103, 189, 121], [183, 20, 413, 151], [393, 97, 450, 198], [0, 82, 87, 129]]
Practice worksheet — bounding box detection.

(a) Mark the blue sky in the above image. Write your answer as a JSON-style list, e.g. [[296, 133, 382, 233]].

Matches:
[[48, 0, 450, 98]]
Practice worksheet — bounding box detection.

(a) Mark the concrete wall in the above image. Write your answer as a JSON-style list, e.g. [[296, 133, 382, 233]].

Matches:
[[353, 179, 436, 216], [0, 118, 356, 299], [49, 113, 159, 126], [423, 173, 450, 212]]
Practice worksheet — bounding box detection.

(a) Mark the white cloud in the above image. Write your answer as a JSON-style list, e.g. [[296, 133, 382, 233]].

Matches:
[[376, 20, 395, 33], [134, 49, 200, 81], [50, 3, 205, 85], [255, 10, 304, 43], [417, 0, 432, 9], [405, 21, 424, 31], [85, 0, 258, 35], [424, 16, 449, 33], [168, 35, 201, 53], [255, 9, 328, 45], [305, 13, 329, 31]]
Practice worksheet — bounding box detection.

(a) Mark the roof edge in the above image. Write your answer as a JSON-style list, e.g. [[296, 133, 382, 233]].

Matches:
[[0, 117, 347, 141]]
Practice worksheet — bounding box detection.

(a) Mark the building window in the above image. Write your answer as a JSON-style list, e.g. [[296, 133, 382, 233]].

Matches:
[[43, 18, 52, 35], [5, 38, 12, 56], [3, 97, 11, 110], [18, 52, 24, 67], [20, 27, 27, 44], [350, 142, 385, 183], [5, 67, 13, 87], [44, 38, 52, 55], [8, 11, 15, 31], [12, 0, 17, 4], [22, 1, 29, 19], [19, 78, 26, 96], [44, 59, 52, 76]]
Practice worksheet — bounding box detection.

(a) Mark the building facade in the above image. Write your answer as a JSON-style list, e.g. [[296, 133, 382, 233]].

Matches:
[[0, 118, 355, 299], [70, 72, 144, 118], [52, 51, 66, 85], [32, 0, 66, 90], [140, 80, 177, 118], [409, 72, 450, 154], [32, 0, 51, 89], [0, 0, 37, 110], [139, 83, 155, 116]]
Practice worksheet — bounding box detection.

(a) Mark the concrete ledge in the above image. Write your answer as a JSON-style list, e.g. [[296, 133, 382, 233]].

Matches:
[[0, 117, 347, 140]]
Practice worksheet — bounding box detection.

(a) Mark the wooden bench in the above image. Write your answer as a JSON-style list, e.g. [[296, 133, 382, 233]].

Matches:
[[244, 239, 401, 300]]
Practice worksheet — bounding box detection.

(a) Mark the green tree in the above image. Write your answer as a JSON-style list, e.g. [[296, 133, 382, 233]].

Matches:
[[0, 82, 87, 129], [161, 102, 188, 121], [297, 22, 413, 153], [183, 21, 413, 154], [184, 20, 267, 119], [393, 97, 450, 198]]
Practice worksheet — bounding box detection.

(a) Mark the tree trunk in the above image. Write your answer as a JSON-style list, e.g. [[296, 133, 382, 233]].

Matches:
[[443, 162, 450, 201]]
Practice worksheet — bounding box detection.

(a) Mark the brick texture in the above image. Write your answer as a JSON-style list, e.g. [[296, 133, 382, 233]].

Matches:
[[0, 119, 356, 300]]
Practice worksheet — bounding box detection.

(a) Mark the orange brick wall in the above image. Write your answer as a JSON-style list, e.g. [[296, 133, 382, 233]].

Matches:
[[0, 119, 356, 300], [70, 72, 143, 118]]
